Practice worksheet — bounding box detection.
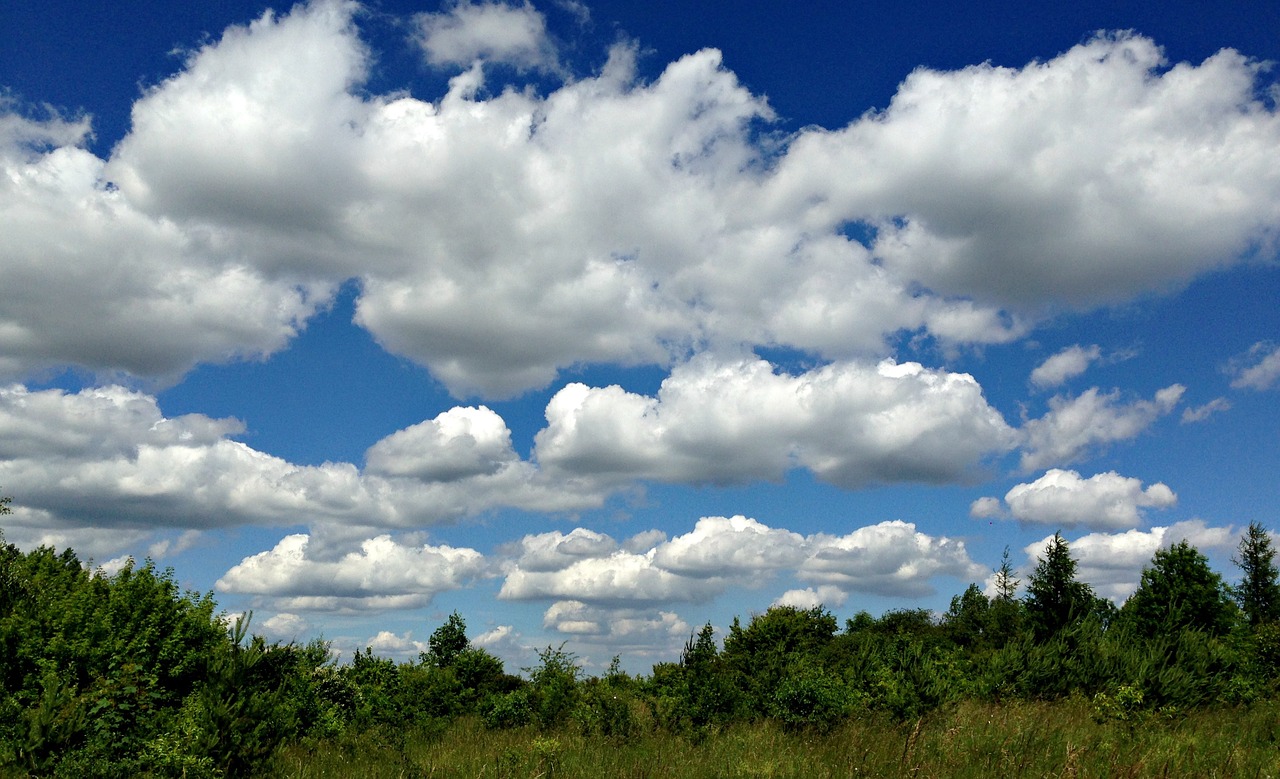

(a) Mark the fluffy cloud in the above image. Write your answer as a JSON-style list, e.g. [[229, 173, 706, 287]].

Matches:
[[499, 516, 982, 608], [0, 385, 605, 550], [1019, 385, 1184, 471], [777, 33, 1280, 310], [980, 469, 1176, 531], [1229, 342, 1280, 390], [534, 356, 1016, 489], [1026, 520, 1235, 601], [5, 5, 1274, 397], [364, 406, 519, 481], [799, 520, 985, 597], [415, 1, 559, 71], [1030, 345, 1101, 389], [772, 586, 848, 610], [216, 532, 486, 612]]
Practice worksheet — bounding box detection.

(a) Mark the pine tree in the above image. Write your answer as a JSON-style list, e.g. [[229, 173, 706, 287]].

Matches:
[[1125, 540, 1233, 638], [1233, 522, 1280, 628], [1024, 532, 1094, 641]]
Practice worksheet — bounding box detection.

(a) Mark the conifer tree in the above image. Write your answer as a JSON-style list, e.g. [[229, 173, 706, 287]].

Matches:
[[1125, 540, 1233, 638], [1233, 522, 1280, 628], [1024, 532, 1094, 641]]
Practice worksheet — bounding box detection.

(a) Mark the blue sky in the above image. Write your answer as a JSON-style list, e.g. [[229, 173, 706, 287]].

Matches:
[[2, 0, 1279, 671]]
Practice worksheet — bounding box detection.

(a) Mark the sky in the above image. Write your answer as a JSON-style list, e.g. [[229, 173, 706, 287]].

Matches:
[[2, 0, 1279, 672]]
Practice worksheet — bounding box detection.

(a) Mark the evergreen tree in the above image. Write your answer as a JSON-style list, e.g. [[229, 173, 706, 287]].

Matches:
[[989, 546, 1025, 645], [1124, 540, 1233, 638], [1233, 522, 1280, 628], [1024, 532, 1095, 642]]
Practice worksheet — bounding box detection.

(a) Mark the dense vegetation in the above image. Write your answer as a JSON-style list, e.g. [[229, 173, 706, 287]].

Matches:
[[3, 493, 1280, 776]]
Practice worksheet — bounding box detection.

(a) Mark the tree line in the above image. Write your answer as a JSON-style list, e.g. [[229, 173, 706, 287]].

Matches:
[[2, 491, 1279, 776]]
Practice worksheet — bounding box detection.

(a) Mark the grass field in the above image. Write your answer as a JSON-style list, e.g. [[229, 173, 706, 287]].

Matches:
[[271, 697, 1280, 778]]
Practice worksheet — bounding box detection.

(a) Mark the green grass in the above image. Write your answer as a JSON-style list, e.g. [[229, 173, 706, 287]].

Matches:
[[269, 698, 1280, 778]]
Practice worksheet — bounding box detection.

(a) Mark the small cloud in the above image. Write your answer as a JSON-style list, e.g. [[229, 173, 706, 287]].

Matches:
[[1181, 397, 1230, 423], [415, 1, 560, 72], [999, 469, 1176, 531], [1019, 385, 1184, 472], [1030, 345, 1101, 390], [969, 496, 1005, 519], [772, 585, 847, 610], [1229, 342, 1280, 391]]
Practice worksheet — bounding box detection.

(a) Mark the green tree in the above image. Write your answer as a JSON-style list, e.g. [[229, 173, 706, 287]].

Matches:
[[989, 547, 1025, 646], [722, 606, 838, 709], [943, 583, 991, 647], [1024, 533, 1095, 642], [424, 611, 470, 668], [1124, 540, 1233, 638], [1233, 522, 1280, 628]]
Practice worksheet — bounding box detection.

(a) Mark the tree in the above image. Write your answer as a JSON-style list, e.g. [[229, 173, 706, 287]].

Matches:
[[989, 547, 1025, 645], [994, 546, 1019, 601], [423, 611, 470, 668], [943, 584, 991, 647], [1233, 522, 1280, 628], [1024, 532, 1095, 641], [1124, 540, 1233, 639]]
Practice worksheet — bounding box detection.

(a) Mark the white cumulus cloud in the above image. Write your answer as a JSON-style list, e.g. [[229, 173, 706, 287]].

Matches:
[[1030, 345, 1101, 389], [415, 1, 559, 72], [216, 532, 487, 613], [1019, 385, 1184, 471], [534, 356, 1016, 489], [991, 469, 1176, 530]]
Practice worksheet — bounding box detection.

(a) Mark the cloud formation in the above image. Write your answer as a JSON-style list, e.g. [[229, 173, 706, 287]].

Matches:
[[0, 385, 604, 554], [534, 356, 1016, 489], [216, 533, 487, 612], [976, 469, 1176, 530], [3, 4, 1276, 398], [499, 516, 983, 609], [1019, 385, 1184, 471], [1229, 342, 1280, 390], [415, 1, 559, 71], [1030, 345, 1101, 389]]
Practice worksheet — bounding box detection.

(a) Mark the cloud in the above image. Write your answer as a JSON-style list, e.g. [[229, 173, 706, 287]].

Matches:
[[1030, 345, 1101, 389], [5, 4, 1273, 398], [982, 469, 1176, 531], [969, 496, 1005, 520], [364, 406, 519, 481], [772, 586, 848, 610], [0, 384, 616, 553], [1026, 520, 1235, 601], [777, 33, 1280, 310], [1019, 385, 1184, 471], [1229, 342, 1280, 390], [499, 516, 983, 607], [534, 356, 1016, 489], [799, 520, 985, 597], [415, 1, 559, 72], [216, 532, 486, 613], [1182, 397, 1231, 423]]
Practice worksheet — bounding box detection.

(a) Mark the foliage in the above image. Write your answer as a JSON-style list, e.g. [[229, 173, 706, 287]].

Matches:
[[1024, 532, 1096, 642], [1233, 522, 1280, 628], [1123, 541, 1234, 639], [7, 527, 1280, 774]]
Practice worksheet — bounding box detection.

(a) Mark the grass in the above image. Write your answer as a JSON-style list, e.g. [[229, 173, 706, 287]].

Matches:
[[269, 698, 1280, 778]]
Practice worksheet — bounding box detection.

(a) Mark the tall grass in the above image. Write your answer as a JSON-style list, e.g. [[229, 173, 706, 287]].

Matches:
[[271, 698, 1280, 778]]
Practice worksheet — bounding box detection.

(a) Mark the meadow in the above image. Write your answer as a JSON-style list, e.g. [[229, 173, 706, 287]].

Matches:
[[4, 519, 1280, 777], [276, 699, 1280, 778]]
